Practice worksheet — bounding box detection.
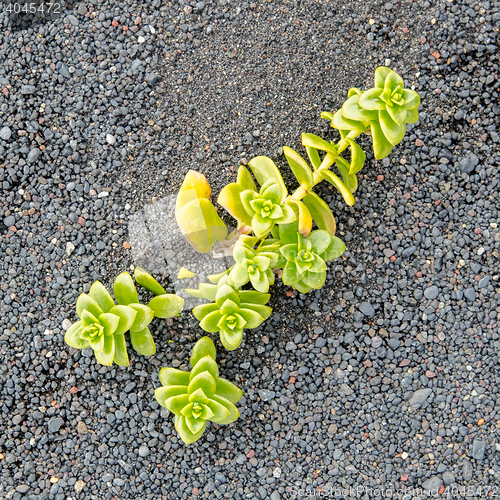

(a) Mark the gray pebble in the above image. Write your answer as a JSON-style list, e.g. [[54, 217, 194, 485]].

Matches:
[[424, 285, 439, 300], [0, 126, 12, 140], [408, 389, 432, 408], [472, 439, 486, 460], [48, 417, 64, 433], [359, 302, 375, 317]]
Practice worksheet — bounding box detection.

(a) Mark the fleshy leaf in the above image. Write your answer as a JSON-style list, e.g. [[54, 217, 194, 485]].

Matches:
[[334, 157, 358, 193], [358, 88, 385, 110], [342, 94, 378, 121], [374, 66, 392, 88], [155, 386, 188, 406], [159, 367, 190, 387], [286, 200, 312, 237], [176, 198, 228, 254], [345, 138, 366, 175], [76, 294, 103, 319], [302, 192, 336, 236], [98, 312, 120, 336], [237, 165, 257, 191], [89, 281, 115, 313], [318, 170, 355, 206], [321, 235, 346, 262], [188, 372, 216, 397], [130, 327, 156, 356], [165, 394, 190, 416], [128, 303, 154, 332], [64, 321, 87, 349], [206, 399, 230, 423], [309, 230, 333, 255], [301, 133, 338, 155], [199, 311, 224, 333], [247, 156, 287, 195], [191, 336, 217, 366], [109, 305, 137, 335], [94, 334, 115, 366], [148, 294, 184, 319], [134, 267, 166, 295], [238, 290, 270, 305], [113, 272, 139, 305], [217, 183, 254, 226], [305, 146, 321, 171], [174, 415, 206, 444], [175, 170, 211, 210], [370, 121, 394, 159], [283, 146, 314, 189], [379, 110, 406, 145], [210, 395, 240, 424], [189, 356, 219, 382], [215, 378, 243, 404], [113, 333, 129, 366], [177, 267, 196, 279]]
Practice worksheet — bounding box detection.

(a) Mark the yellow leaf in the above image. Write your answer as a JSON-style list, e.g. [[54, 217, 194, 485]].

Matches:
[[177, 267, 196, 279]]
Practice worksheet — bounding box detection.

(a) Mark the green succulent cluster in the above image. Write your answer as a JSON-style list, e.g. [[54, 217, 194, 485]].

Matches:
[[65, 267, 184, 365], [229, 235, 279, 292], [63, 66, 420, 448], [155, 337, 242, 444], [322, 66, 420, 159], [277, 221, 346, 294], [187, 275, 272, 351]]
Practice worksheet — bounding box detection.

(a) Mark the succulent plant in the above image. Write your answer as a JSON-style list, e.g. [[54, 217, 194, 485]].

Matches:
[[191, 278, 272, 350], [278, 222, 346, 294], [175, 170, 228, 253], [240, 179, 296, 238], [228, 237, 278, 292], [322, 66, 420, 160], [155, 336, 242, 444], [64, 281, 138, 366]]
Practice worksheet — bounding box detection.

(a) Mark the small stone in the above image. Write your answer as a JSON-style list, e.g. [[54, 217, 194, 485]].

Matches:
[[402, 245, 417, 257], [478, 276, 490, 288], [66, 14, 79, 25], [146, 73, 159, 85], [457, 154, 479, 174], [48, 417, 64, 433], [195, 1, 206, 12], [66, 242, 75, 256], [408, 389, 432, 408], [359, 302, 375, 317], [77, 421, 88, 434], [106, 134, 116, 145], [442, 471, 455, 485], [3, 215, 15, 227], [77, 3, 87, 15], [424, 285, 439, 300], [138, 36, 146, 44], [464, 288, 476, 301], [59, 64, 71, 78], [138, 445, 150, 457], [74, 480, 86, 492], [27, 148, 41, 163], [16, 485, 30, 493], [258, 389, 276, 402], [21, 85, 36, 94], [463, 460, 473, 481], [0, 126, 12, 140], [422, 476, 442, 493], [472, 439, 486, 460], [371, 336, 383, 348]]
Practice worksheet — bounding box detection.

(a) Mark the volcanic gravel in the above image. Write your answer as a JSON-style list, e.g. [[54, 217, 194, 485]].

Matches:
[[1, 0, 500, 499]]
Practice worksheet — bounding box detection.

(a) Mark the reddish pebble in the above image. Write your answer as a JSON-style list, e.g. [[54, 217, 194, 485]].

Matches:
[[438, 485, 445, 495], [246, 450, 255, 458], [123, 26, 128, 31], [192, 488, 199, 496], [123, 242, 131, 249], [70, 387, 78, 394], [111, 20, 119, 27], [399, 359, 410, 367], [390, 255, 396, 261], [377, 175, 384, 181], [286, 291, 294, 297], [77, 217, 86, 226], [432, 51, 440, 59], [363, 360, 372, 368], [374, 237, 380, 244], [9, 226, 16, 232], [289, 376, 296, 384], [425, 370, 435, 378], [474, 228, 482, 234], [135, 16, 142, 25], [403, 193, 411, 199], [415, 139, 424, 146], [416, 271, 423, 278]]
